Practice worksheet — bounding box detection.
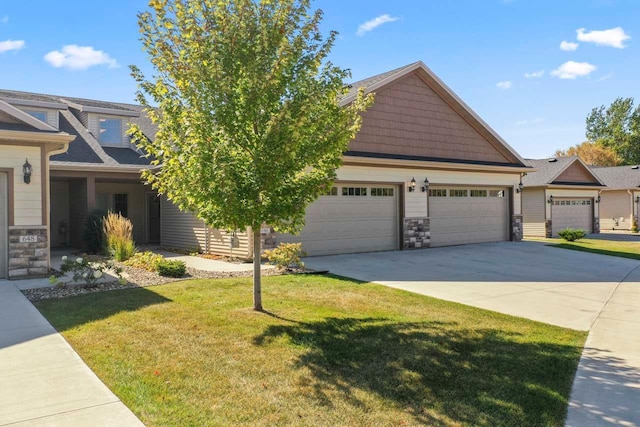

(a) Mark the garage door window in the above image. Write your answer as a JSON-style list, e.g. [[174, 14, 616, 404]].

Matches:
[[323, 187, 338, 196], [371, 188, 394, 197], [429, 189, 447, 197], [489, 190, 505, 198], [342, 187, 367, 196], [450, 189, 468, 197], [470, 189, 487, 197]]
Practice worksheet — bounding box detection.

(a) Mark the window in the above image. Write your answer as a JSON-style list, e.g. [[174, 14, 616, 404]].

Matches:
[[449, 189, 468, 197], [428, 189, 447, 197], [342, 187, 367, 196], [323, 187, 338, 196], [489, 190, 505, 198], [98, 118, 123, 144], [371, 188, 394, 197], [114, 194, 128, 217], [470, 189, 487, 197], [27, 110, 47, 122]]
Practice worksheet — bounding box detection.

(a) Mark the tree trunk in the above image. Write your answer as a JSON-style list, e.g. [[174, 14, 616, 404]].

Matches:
[[252, 228, 263, 311]]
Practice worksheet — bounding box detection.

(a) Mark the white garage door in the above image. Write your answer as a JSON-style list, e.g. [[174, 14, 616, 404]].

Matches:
[[429, 187, 509, 247], [278, 185, 399, 256], [551, 198, 593, 236]]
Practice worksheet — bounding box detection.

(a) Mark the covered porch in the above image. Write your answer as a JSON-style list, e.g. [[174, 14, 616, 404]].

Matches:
[[50, 169, 160, 250]]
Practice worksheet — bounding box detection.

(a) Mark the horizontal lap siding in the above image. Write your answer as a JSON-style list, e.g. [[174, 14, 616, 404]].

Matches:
[[160, 197, 250, 257], [0, 145, 42, 226], [522, 188, 546, 237]]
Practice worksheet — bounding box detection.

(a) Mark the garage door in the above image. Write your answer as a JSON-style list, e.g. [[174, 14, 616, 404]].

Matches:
[[0, 173, 6, 279], [278, 184, 399, 256], [429, 187, 509, 247], [551, 198, 593, 236]]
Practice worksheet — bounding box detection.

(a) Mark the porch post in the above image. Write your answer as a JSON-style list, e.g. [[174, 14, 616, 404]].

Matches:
[[86, 176, 96, 212]]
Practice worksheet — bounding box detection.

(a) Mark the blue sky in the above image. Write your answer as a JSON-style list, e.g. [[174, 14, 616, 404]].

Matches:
[[0, 0, 637, 158]]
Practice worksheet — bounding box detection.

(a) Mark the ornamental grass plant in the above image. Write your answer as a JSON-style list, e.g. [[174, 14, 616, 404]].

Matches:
[[103, 212, 136, 261]]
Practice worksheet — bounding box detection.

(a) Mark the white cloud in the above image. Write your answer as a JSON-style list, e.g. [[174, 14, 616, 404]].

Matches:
[[44, 45, 118, 70], [0, 39, 25, 53], [597, 72, 613, 82], [576, 27, 630, 48], [0, 16, 8, 24], [551, 61, 596, 79], [560, 41, 579, 51], [524, 70, 544, 79], [356, 14, 399, 36], [496, 81, 512, 90]]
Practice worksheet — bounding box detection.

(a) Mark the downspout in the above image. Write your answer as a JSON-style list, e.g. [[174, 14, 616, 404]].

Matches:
[[628, 189, 635, 227]]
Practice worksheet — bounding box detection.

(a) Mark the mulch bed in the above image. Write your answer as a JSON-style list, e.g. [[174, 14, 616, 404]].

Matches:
[[22, 263, 284, 303]]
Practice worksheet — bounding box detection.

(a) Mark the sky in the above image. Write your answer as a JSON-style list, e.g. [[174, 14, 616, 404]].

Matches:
[[0, 0, 638, 159]]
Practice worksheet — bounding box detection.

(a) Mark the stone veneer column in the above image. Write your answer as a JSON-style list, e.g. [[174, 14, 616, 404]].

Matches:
[[545, 220, 553, 238], [260, 225, 277, 254], [8, 226, 48, 279], [511, 214, 523, 242], [403, 217, 430, 249], [593, 217, 600, 234]]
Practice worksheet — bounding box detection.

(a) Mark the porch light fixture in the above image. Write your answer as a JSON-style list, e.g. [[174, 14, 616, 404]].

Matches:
[[23, 159, 32, 184], [547, 195, 554, 204], [515, 173, 525, 193], [596, 195, 601, 204], [408, 177, 416, 192], [421, 177, 430, 193], [636, 196, 640, 203]]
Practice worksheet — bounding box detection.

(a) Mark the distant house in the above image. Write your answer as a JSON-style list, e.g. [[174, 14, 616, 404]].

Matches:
[[591, 165, 640, 231], [521, 157, 605, 237], [0, 61, 534, 279]]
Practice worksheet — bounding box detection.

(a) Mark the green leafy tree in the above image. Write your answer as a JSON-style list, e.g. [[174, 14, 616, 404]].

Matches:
[[586, 97, 640, 164], [130, 0, 372, 311]]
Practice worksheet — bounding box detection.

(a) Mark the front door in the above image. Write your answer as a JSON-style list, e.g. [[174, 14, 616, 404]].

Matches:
[[147, 193, 161, 243], [0, 173, 7, 279]]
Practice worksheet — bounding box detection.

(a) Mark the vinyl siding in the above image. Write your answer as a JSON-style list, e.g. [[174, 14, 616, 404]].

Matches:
[[68, 179, 87, 248], [160, 197, 250, 257], [0, 145, 42, 226], [15, 107, 60, 129], [95, 182, 147, 243], [522, 188, 546, 237], [50, 180, 69, 247], [600, 190, 632, 230]]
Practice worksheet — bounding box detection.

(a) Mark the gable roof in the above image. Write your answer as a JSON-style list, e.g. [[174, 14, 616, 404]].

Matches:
[[590, 165, 640, 189], [340, 61, 529, 168], [524, 157, 605, 187]]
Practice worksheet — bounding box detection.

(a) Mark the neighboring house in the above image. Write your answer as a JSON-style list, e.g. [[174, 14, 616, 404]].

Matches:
[[590, 165, 640, 231], [0, 60, 534, 279], [521, 157, 605, 237]]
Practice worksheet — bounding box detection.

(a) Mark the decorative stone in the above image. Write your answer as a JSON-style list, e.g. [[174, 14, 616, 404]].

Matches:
[[403, 217, 430, 250], [8, 227, 49, 279], [511, 214, 523, 242]]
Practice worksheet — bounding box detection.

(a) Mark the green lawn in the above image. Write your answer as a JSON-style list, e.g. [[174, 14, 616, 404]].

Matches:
[[541, 237, 640, 260], [36, 276, 586, 426]]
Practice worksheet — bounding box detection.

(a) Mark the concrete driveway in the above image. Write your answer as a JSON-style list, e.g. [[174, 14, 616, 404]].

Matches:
[[304, 241, 640, 427], [305, 241, 636, 330]]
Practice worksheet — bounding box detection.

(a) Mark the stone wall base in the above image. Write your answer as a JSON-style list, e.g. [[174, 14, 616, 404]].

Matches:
[[512, 214, 523, 242], [593, 216, 600, 234], [403, 217, 430, 249], [545, 220, 553, 238], [8, 227, 48, 279]]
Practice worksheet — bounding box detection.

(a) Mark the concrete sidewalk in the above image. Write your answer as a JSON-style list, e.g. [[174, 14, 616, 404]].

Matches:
[[0, 282, 143, 426]]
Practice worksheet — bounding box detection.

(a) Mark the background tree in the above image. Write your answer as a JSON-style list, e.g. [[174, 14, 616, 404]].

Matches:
[[130, 0, 372, 311], [586, 97, 640, 164], [554, 141, 622, 166]]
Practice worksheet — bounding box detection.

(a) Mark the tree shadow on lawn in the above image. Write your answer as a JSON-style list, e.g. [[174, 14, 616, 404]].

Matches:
[[550, 243, 640, 261], [35, 287, 172, 333], [254, 317, 583, 426]]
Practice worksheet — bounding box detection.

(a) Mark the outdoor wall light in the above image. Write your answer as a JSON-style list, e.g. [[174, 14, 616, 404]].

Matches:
[[515, 182, 524, 193], [547, 195, 554, 204], [596, 195, 601, 204], [421, 177, 430, 193], [636, 196, 640, 203], [23, 158, 32, 184], [408, 177, 416, 192]]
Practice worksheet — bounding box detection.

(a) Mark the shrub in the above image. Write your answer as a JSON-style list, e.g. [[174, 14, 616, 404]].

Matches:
[[263, 243, 306, 270], [83, 209, 107, 254], [103, 212, 136, 261], [124, 251, 165, 271], [156, 259, 186, 277], [632, 219, 638, 234], [57, 255, 125, 287], [557, 228, 587, 242]]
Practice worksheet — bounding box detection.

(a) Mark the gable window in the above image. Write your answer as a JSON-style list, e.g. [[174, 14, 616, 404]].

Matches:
[[99, 118, 123, 144], [27, 110, 47, 122], [114, 194, 128, 217]]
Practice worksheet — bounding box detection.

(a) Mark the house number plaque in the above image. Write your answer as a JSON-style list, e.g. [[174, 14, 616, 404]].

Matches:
[[19, 235, 38, 243]]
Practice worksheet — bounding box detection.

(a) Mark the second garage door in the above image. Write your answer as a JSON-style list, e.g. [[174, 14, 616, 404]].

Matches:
[[551, 198, 593, 236], [278, 184, 399, 256], [429, 187, 509, 247]]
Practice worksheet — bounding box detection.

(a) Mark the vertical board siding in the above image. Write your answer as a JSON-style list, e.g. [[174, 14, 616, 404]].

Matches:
[[0, 145, 42, 226], [600, 191, 632, 230], [68, 179, 87, 248], [159, 197, 250, 257], [522, 188, 546, 237]]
